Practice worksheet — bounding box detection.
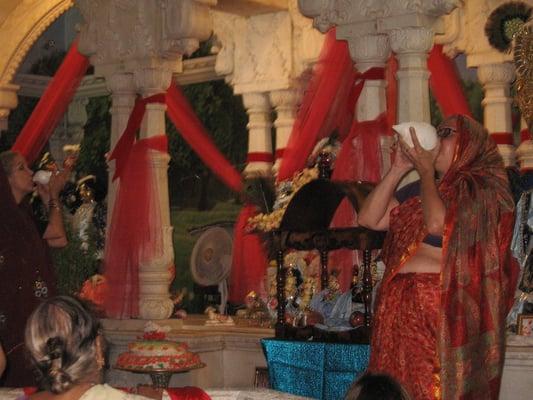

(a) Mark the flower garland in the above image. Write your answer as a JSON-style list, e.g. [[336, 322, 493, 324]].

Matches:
[[247, 167, 319, 232]]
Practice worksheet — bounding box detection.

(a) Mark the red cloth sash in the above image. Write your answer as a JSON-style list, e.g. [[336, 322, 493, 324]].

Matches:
[[12, 39, 90, 164]]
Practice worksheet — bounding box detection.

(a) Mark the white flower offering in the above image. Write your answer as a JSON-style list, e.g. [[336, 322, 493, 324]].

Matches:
[[392, 121, 438, 150]]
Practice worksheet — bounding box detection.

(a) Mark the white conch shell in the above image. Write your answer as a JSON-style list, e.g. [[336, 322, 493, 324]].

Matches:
[[33, 170, 52, 185], [392, 121, 438, 150]]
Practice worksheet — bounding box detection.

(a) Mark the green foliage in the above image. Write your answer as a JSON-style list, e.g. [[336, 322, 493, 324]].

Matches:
[[75, 96, 111, 200], [430, 79, 484, 126], [167, 80, 248, 208], [51, 224, 99, 295]]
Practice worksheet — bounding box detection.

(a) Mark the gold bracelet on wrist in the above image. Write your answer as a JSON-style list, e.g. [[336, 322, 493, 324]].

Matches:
[[48, 198, 61, 211]]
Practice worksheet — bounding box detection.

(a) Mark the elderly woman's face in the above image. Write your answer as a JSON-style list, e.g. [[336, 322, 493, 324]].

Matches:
[[7, 153, 34, 197], [434, 119, 458, 174]]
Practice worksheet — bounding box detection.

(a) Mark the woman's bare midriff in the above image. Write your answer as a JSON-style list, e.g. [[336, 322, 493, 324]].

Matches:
[[398, 242, 441, 273]]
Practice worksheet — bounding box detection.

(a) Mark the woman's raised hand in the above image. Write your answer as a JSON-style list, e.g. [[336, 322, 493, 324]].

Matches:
[[399, 127, 439, 178], [391, 134, 414, 175]]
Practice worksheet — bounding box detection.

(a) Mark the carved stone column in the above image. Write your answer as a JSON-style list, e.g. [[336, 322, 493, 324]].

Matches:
[[134, 66, 175, 320], [49, 97, 89, 167], [346, 33, 391, 173], [517, 118, 533, 172], [477, 62, 516, 167], [388, 27, 434, 123], [269, 88, 301, 175], [242, 92, 273, 177], [347, 34, 390, 121], [77, 0, 214, 320], [0, 83, 19, 132], [105, 73, 136, 228]]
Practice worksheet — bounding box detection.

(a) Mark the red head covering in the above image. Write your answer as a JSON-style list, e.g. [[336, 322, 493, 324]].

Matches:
[[381, 115, 518, 399]]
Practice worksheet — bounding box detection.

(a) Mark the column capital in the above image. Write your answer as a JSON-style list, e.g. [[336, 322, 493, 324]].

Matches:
[[242, 91, 271, 111], [477, 62, 516, 86], [133, 65, 174, 97], [346, 34, 390, 69], [77, 0, 213, 76], [105, 72, 136, 95], [388, 26, 434, 55], [269, 88, 302, 110]]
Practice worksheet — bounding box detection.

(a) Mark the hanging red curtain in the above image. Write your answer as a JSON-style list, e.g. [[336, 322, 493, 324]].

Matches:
[[12, 39, 90, 165], [166, 84, 243, 193], [229, 204, 269, 303], [276, 28, 357, 181], [428, 44, 472, 118], [105, 95, 167, 318]]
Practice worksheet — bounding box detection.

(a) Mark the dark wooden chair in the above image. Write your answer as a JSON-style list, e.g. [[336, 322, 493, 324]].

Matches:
[[272, 160, 385, 343]]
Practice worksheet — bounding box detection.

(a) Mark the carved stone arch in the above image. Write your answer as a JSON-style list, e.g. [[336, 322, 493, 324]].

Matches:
[[0, 0, 74, 86]]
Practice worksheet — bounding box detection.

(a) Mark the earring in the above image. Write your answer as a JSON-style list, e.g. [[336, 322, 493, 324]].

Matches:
[[96, 355, 105, 370]]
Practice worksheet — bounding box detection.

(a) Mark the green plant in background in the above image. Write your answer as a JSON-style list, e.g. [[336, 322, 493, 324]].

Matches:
[[51, 224, 100, 295], [430, 79, 484, 126], [75, 96, 111, 201]]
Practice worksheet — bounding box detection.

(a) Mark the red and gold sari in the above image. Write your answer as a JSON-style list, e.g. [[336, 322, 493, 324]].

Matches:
[[369, 115, 519, 399]]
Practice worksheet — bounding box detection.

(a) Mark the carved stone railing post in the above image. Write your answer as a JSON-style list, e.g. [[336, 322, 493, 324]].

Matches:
[[269, 88, 302, 175], [477, 63, 516, 167], [242, 92, 273, 177]]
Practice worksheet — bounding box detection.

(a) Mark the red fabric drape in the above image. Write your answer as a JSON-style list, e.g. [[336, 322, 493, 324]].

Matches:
[[166, 387, 211, 400], [229, 204, 268, 303], [428, 44, 472, 118], [277, 28, 357, 181], [166, 84, 242, 193], [12, 39, 90, 164], [105, 135, 167, 318]]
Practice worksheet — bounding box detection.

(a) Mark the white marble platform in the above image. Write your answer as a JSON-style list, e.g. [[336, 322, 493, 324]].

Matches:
[[102, 316, 272, 389], [101, 317, 533, 399]]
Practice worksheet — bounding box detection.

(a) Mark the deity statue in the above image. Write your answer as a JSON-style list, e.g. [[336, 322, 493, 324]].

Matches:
[[72, 175, 96, 252]]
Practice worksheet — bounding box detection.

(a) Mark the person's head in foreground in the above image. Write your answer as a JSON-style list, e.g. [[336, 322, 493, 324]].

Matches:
[[345, 373, 411, 400], [24, 295, 105, 394]]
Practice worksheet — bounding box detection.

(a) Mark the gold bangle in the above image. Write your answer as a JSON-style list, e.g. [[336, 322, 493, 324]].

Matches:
[[48, 198, 61, 211]]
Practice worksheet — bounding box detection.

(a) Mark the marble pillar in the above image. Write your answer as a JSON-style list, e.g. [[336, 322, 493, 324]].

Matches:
[[269, 88, 301, 175], [105, 73, 136, 233], [477, 62, 516, 167], [347, 33, 390, 174], [242, 92, 273, 177], [388, 27, 433, 124], [134, 66, 175, 320]]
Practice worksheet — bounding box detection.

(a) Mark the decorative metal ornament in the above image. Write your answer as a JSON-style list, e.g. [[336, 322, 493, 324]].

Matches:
[[514, 21, 533, 135], [485, 2, 532, 53]]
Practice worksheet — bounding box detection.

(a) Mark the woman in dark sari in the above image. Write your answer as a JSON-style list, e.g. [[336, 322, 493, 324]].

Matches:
[[359, 115, 518, 399], [0, 151, 69, 387]]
